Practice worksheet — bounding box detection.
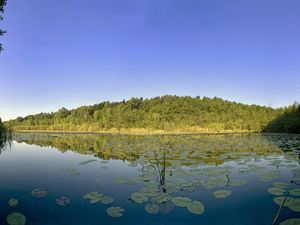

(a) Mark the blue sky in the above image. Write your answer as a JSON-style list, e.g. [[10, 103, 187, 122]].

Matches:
[[0, 0, 299, 121]]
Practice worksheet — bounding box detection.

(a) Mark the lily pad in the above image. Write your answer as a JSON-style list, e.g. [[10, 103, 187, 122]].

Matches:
[[144, 203, 159, 214], [155, 193, 172, 204], [273, 182, 289, 189], [290, 188, 300, 197], [171, 197, 192, 207], [267, 187, 286, 196], [131, 192, 148, 204], [7, 212, 26, 225], [83, 191, 104, 204], [186, 200, 205, 215], [280, 218, 300, 225], [213, 190, 232, 199], [273, 196, 293, 206], [100, 195, 114, 204], [31, 188, 47, 198], [287, 198, 300, 212], [8, 198, 19, 207], [106, 206, 125, 218]]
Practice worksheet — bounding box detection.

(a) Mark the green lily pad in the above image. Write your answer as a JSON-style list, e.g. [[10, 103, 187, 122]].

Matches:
[[280, 218, 300, 225], [229, 180, 247, 186], [186, 200, 205, 215], [213, 190, 232, 199], [144, 203, 159, 214], [273, 196, 293, 206], [106, 206, 125, 217], [8, 198, 19, 207], [131, 192, 148, 204], [171, 197, 192, 207], [100, 195, 114, 204], [83, 191, 104, 204], [155, 193, 172, 204], [267, 187, 286, 196], [273, 182, 289, 189], [290, 188, 300, 197], [7, 212, 26, 225], [287, 198, 300, 212]]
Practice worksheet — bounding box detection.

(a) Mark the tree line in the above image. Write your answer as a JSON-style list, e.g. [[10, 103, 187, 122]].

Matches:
[[5, 95, 296, 133], [263, 102, 300, 133], [0, 0, 7, 52]]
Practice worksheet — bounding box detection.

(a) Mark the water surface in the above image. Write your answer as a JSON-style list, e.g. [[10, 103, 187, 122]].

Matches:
[[1, 133, 300, 225]]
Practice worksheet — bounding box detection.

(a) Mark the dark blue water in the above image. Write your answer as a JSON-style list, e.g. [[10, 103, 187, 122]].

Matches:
[[0, 133, 300, 225]]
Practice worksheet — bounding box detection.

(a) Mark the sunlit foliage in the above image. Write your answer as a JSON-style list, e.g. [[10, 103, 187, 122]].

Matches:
[[5, 96, 286, 133]]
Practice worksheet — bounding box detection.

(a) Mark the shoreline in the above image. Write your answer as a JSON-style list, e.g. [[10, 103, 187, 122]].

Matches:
[[11, 129, 260, 136]]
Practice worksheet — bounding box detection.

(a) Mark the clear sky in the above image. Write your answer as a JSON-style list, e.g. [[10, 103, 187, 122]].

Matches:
[[0, 0, 299, 121]]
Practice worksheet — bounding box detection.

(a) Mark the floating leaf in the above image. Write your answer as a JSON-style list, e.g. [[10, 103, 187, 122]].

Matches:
[[267, 187, 285, 196], [290, 188, 300, 197], [273, 196, 293, 206], [273, 182, 289, 189], [155, 193, 172, 204], [171, 197, 192, 207], [186, 200, 205, 215], [8, 198, 19, 207], [106, 206, 125, 218], [7, 212, 26, 225], [83, 191, 104, 204], [100, 195, 114, 204], [229, 180, 247, 187], [286, 198, 300, 212], [131, 192, 148, 204], [144, 203, 159, 214], [280, 218, 300, 225], [213, 190, 232, 199], [31, 188, 47, 198]]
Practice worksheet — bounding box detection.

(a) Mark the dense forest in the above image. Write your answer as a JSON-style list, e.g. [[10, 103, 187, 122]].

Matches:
[[263, 102, 300, 133], [0, 118, 8, 148], [0, 118, 6, 137], [0, 0, 7, 52], [5, 95, 292, 134]]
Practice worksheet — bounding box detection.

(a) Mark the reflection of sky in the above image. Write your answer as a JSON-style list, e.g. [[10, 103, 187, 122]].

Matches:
[[1, 0, 300, 120], [0, 138, 299, 224]]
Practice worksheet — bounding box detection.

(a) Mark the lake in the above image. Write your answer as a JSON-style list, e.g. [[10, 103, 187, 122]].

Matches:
[[1, 133, 300, 225]]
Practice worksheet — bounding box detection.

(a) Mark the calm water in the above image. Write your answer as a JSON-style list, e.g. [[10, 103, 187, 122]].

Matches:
[[1, 133, 300, 225]]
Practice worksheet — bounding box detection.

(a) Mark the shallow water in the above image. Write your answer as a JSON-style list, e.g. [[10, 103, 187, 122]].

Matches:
[[1, 133, 300, 225]]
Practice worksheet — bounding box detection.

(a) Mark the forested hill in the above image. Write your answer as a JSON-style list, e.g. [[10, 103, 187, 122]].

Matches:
[[4, 96, 288, 134]]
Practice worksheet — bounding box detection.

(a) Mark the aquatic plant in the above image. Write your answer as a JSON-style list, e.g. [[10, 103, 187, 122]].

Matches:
[[6, 212, 26, 225]]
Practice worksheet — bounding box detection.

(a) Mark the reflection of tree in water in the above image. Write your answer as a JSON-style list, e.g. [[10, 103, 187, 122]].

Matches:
[[12, 133, 286, 164], [0, 133, 12, 155]]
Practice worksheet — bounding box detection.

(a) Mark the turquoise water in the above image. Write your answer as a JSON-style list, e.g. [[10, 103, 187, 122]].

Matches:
[[0, 133, 300, 225]]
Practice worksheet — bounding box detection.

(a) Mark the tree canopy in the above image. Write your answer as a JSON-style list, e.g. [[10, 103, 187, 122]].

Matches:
[[5, 95, 291, 134], [263, 102, 300, 133], [0, 0, 7, 52]]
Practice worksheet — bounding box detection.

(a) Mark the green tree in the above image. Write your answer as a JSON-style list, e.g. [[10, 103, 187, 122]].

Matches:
[[0, 0, 7, 52]]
